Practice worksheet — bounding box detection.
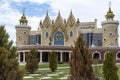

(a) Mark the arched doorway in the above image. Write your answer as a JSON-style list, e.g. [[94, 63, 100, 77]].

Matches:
[[54, 31, 64, 45]]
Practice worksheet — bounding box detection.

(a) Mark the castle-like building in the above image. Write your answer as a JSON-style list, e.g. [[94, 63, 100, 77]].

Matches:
[[16, 6, 120, 63]]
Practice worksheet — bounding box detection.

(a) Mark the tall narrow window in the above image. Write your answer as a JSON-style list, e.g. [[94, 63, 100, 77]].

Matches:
[[70, 31, 73, 37], [46, 32, 48, 38]]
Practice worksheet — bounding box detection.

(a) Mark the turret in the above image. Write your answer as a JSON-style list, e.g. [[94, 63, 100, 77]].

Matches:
[[101, 3, 119, 47], [15, 8, 31, 46]]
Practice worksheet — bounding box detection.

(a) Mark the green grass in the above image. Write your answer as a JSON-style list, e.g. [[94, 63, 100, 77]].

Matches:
[[20, 63, 69, 80], [39, 63, 69, 68], [23, 67, 69, 80], [20, 63, 69, 69], [20, 63, 120, 80], [93, 65, 120, 79]]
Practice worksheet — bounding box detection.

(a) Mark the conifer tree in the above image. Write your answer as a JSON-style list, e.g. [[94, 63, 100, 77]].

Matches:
[[25, 48, 39, 74], [69, 35, 95, 80], [103, 51, 119, 80], [0, 25, 24, 80], [49, 51, 57, 72]]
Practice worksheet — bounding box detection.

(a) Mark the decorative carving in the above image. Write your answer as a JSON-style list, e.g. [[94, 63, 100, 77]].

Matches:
[[55, 11, 64, 27], [42, 12, 51, 28], [67, 10, 76, 27], [56, 33, 62, 40], [50, 25, 69, 41]]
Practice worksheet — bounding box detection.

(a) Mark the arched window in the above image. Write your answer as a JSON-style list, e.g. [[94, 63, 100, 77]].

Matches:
[[46, 32, 48, 38], [93, 52, 100, 60], [54, 31, 64, 45], [117, 53, 120, 60], [70, 31, 73, 37]]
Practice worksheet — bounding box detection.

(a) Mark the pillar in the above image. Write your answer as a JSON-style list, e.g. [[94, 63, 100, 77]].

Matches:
[[18, 52, 20, 62], [69, 52, 71, 59], [40, 52, 42, 63], [23, 52, 25, 62], [60, 52, 63, 62]]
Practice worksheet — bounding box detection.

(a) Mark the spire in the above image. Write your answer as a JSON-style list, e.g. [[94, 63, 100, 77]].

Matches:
[[42, 11, 51, 28], [19, 8, 28, 25], [46, 10, 48, 16], [105, 1, 114, 21], [67, 9, 75, 26], [23, 8, 25, 16], [55, 10, 63, 26], [70, 9, 72, 14]]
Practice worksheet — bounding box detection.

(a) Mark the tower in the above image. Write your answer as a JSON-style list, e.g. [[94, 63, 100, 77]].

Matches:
[[101, 4, 119, 47], [15, 8, 31, 46]]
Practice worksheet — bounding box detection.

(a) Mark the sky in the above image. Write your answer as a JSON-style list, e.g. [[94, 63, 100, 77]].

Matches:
[[0, 0, 120, 46]]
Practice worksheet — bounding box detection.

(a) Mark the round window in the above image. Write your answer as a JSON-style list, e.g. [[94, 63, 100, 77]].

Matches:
[[103, 39, 106, 42], [23, 32, 27, 35], [18, 36, 21, 39], [109, 33, 113, 36]]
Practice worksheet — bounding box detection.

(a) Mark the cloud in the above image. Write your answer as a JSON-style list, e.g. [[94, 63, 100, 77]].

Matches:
[[0, 0, 41, 45]]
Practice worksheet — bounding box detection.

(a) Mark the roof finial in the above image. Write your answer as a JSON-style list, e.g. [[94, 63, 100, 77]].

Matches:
[[108, 1, 112, 12], [58, 10, 60, 15], [109, 1, 111, 8], [46, 11, 48, 16], [105, 1, 114, 21], [23, 7, 25, 16], [70, 9, 72, 14]]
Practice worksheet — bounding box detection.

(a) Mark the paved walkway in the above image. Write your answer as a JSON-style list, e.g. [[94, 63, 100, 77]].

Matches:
[[38, 67, 69, 70]]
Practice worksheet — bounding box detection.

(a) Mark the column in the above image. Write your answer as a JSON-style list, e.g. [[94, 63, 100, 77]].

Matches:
[[40, 52, 42, 63], [18, 52, 20, 62], [23, 52, 25, 62], [69, 52, 71, 59], [60, 52, 63, 62]]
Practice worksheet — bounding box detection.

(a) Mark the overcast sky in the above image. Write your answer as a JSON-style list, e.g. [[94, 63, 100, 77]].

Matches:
[[0, 0, 120, 46]]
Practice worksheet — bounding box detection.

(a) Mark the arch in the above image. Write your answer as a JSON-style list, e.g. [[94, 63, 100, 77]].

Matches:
[[116, 51, 120, 60], [92, 51, 101, 60], [54, 31, 64, 45], [104, 52, 107, 60]]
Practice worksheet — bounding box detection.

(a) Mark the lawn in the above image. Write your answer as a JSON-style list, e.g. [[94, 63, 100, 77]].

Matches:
[[20, 63, 70, 80], [20, 63, 120, 80]]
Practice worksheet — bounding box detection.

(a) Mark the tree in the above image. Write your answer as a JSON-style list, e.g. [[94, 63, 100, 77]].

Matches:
[[69, 35, 95, 80], [0, 25, 24, 80], [25, 48, 39, 74], [49, 51, 57, 72], [103, 51, 119, 80]]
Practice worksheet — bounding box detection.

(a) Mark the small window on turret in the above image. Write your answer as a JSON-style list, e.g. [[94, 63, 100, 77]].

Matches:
[[103, 39, 106, 42], [23, 32, 27, 35], [109, 43, 113, 47], [116, 38, 118, 42], [23, 41, 26, 45], [109, 32, 113, 37], [18, 36, 21, 40], [104, 29, 106, 32], [115, 28, 118, 31]]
